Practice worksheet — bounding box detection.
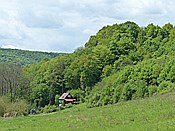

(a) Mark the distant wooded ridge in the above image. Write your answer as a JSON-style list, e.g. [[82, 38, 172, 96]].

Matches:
[[0, 48, 64, 66]]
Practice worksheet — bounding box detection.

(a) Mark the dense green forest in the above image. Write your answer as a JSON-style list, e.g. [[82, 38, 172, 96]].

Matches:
[[0, 21, 175, 116], [0, 48, 62, 66]]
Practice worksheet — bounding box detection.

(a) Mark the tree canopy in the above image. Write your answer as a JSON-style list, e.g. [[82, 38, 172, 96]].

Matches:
[[0, 48, 63, 66], [1, 21, 175, 110]]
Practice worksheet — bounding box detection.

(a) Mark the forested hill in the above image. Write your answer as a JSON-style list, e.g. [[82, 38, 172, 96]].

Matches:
[[0, 48, 63, 66], [1, 21, 175, 115], [17, 21, 175, 108]]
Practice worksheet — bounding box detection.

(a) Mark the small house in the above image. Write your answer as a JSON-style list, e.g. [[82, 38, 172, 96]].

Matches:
[[59, 93, 76, 105]]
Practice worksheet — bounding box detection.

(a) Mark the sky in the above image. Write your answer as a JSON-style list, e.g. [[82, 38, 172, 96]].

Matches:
[[0, 0, 174, 53]]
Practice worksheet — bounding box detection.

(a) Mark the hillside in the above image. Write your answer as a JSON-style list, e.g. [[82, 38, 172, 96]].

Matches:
[[0, 21, 175, 117], [17, 21, 175, 108], [0, 91, 175, 131], [0, 48, 63, 66]]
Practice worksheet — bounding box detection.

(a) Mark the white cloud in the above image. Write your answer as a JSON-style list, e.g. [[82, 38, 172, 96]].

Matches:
[[0, 0, 175, 52], [1, 44, 21, 49]]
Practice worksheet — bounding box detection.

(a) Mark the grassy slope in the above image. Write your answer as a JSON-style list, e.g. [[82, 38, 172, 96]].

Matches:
[[1, 91, 175, 131]]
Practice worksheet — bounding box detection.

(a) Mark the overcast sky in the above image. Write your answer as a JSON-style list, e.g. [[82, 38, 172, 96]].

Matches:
[[0, 0, 174, 52]]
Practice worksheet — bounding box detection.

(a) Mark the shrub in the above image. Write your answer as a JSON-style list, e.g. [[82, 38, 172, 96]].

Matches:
[[5, 99, 28, 117], [148, 85, 157, 96], [0, 97, 28, 117], [55, 95, 60, 106], [0, 99, 5, 117], [158, 81, 173, 93], [69, 89, 84, 102], [41, 105, 59, 113], [0, 97, 10, 117], [14, 100, 28, 116]]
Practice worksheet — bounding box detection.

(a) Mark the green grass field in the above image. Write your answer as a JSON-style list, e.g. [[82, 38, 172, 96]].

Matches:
[[1, 91, 175, 131]]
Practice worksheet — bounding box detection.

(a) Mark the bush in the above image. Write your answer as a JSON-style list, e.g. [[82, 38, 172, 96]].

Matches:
[[5, 99, 28, 117], [0, 97, 10, 117], [14, 100, 28, 116], [40, 105, 59, 113], [148, 85, 157, 96], [69, 89, 84, 102], [55, 95, 60, 106], [0, 97, 28, 117], [0, 98, 6, 117], [158, 81, 173, 93]]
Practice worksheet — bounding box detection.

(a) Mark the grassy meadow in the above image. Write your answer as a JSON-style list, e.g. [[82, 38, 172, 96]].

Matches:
[[1, 91, 175, 131]]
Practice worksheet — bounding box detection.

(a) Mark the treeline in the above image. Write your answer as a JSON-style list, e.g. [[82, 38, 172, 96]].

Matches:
[[0, 48, 63, 66], [0, 63, 21, 101], [1, 21, 175, 113]]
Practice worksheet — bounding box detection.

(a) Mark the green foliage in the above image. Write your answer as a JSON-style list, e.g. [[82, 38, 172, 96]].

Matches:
[[4, 21, 175, 109], [101, 65, 113, 78], [0, 97, 8, 117], [6, 100, 28, 116], [148, 85, 157, 96], [55, 95, 60, 106], [85, 21, 175, 107], [18, 54, 73, 107], [40, 104, 58, 113], [0, 48, 62, 66], [0, 97, 28, 117], [69, 89, 84, 102], [157, 81, 174, 93]]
